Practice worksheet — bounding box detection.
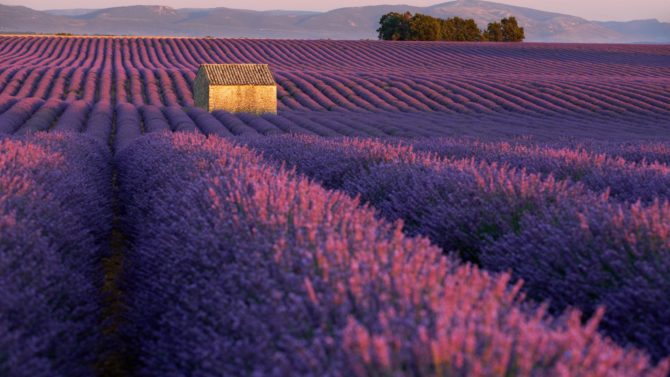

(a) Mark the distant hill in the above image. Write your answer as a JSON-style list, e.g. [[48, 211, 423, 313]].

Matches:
[[599, 19, 670, 44], [0, 0, 667, 43], [0, 5, 83, 33], [44, 8, 97, 17]]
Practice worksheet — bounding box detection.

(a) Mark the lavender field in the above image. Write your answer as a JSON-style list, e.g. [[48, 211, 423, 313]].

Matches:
[[1, 36, 670, 376], [0, 36, 669, 141]]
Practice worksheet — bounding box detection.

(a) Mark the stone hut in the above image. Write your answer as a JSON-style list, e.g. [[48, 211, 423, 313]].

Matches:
[[193, 64, 277, 114]]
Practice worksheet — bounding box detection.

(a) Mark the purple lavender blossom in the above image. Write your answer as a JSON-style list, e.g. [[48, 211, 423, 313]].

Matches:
[[115, 132, 668, 376], [242, 135, 670, 361], [0, 132, 113, 376]]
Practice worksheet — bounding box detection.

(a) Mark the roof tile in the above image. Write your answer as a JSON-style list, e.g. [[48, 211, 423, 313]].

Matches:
[[200, 64, 276, 86]]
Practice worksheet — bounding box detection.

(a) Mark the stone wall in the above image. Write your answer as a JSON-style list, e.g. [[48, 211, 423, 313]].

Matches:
[[208, 85, 277, 115]]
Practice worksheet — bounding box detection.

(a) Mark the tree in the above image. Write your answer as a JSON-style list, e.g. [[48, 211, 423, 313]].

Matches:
[[439, 18, 457, 40], [501, 16, 525, 42], [486, 21, 504, 42], [452, 17, 483, 41], [377, 12, 412, 41], [409, 14, 442, 41], [377, 12, 523, 43], [440, 17, 483, 41]]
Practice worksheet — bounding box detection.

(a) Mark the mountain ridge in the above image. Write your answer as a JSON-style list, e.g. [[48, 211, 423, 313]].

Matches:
[[1, 1, 668, 43]]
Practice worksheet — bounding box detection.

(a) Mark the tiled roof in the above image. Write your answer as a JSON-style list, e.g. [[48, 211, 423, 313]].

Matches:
[[199, 64, 276, 86]]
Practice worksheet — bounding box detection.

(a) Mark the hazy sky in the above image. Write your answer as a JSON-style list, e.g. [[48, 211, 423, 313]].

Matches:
[[7, 0, 670, 22]]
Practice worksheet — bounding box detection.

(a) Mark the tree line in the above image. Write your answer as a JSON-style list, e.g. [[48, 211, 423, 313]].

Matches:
[[377, 12, 525, 42]]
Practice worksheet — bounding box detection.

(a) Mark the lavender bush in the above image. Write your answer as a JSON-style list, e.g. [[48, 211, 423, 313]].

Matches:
[[482, 198, 670, 361], [0, 98, 44, 134], [84, 102, 114, 142], [242, 135, 670, 361], [116, 132, 667, 376], [15, 99, 66, 135], [140, 105, 171, 133], [115, 102, 142, 151], [52, 100, 91, 132], [0, 132, 112, 376], [409, 138, 670, 203]]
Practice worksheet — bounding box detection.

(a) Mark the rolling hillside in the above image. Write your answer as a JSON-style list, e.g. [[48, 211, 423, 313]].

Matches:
[[0, 36, 668, 142]]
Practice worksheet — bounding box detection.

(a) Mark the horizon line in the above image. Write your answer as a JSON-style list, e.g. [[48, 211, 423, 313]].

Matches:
[[5, 1, 666, 24]]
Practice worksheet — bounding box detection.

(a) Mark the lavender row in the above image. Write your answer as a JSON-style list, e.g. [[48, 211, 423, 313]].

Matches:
[[0, 37, 668, 121], [1, 37, 667, 77], [0, 132, 113, 376], [4, 67, 668, 117], [405, 137, 670, 203], [411, 137, 670, 165], [241, 135, 670, 361], [115, 132, 667, 376], [1, 94, 669, 140], [531, 139, 670, 166]]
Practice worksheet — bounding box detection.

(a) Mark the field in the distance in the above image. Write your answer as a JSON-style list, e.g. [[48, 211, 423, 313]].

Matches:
[[2, 36, 670, 376], [0, 36, 668, 145]]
